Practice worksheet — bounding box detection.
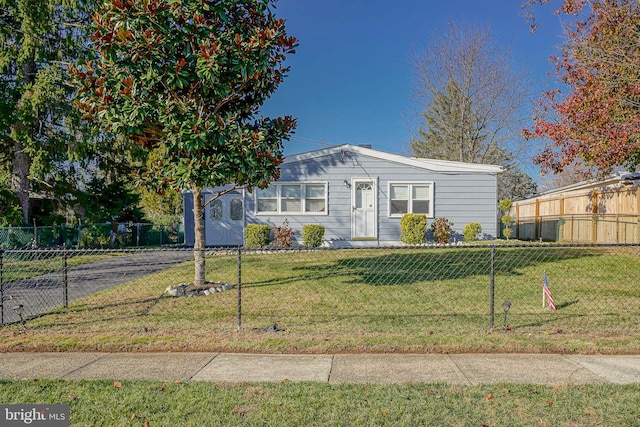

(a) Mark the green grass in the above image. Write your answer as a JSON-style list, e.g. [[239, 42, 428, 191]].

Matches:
[[0, 379, 639, 426], [1, 246, 639, 354]]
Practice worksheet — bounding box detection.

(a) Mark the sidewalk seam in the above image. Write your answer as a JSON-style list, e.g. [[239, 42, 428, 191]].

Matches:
[[189, 353, 220, 381], [61, 353, 111, 380], [448, 355, 474, 385], [327, 354, 335, 383]]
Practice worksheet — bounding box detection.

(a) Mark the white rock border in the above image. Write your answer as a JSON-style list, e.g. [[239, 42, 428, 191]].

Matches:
[[165, 281, 234, 297]]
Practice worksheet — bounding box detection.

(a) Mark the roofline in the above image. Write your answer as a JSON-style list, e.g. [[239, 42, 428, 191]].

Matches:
[[533, 172, 630, 198], [283, 144, 503, 174]]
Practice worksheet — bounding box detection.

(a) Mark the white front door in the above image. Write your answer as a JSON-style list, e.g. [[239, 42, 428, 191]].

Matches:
[[204, 191, 245, 246], [352, 180, 376, 239]]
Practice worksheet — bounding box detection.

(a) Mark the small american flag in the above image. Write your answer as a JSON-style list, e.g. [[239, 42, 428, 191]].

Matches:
[[542, 272, 556, 310]]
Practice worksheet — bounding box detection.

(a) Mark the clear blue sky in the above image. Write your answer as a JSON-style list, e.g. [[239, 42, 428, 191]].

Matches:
[[260, 0, 566, 174]]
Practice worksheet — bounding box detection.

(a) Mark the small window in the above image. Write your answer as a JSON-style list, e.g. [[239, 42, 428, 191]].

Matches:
[[305, 184, 326, 213], [389, 183, 433, 217], [257, 187, 277, 213], [210, 199, 223, 220], [281, 184, 302, 212], [230, 199, 243, 221]]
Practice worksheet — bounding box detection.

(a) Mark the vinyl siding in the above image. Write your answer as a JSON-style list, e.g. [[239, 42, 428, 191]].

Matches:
[[245, 150, 498, 244]]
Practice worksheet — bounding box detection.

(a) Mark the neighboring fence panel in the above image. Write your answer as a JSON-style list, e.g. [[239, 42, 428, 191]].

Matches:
[[516, 215, 640, 243]]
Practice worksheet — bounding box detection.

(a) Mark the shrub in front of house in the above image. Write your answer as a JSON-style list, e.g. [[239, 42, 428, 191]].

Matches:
[[245, 224, 271, 247], [430, 217, 454, 244], [501, 215, 514, 240], [302, 224, 325, 247], [400, 214, 427, 245], [463, 222, 482, 242], [273, 219, 293, 247]]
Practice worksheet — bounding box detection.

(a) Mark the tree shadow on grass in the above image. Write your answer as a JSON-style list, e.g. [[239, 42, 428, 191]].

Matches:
[[289, 246, 604, 287]]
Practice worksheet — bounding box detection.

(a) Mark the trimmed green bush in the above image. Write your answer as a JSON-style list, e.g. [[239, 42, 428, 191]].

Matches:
[[501, 215, 514, 240], [400, 214, 427, 245], [463, 222, 483, 242], [302, 224, 325, 247], [430, 217, 454, 244], [499, 198, 512, 212], [245, 224, 271, 247]]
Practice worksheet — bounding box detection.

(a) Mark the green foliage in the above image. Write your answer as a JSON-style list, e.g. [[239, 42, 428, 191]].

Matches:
[[499, 198, 512, 212], [273, 219, 293, 248], [400, 214, 427, 245], [430, 217, 454, 244], [0, 0, 111, 224], [69, 0, 298, 284], [79, 224, 111, 248], [78, 179, 145, 223], [501, 215, 514, 240], [69, 0, 298, 195], [0, 187, 24, 226], [302, 224, 325, 247], [463, 222, 483, 242], [245, 224, 271, 248]]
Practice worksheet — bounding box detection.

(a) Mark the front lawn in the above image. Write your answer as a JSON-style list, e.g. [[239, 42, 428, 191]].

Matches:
[[1, 246, 638, 354]]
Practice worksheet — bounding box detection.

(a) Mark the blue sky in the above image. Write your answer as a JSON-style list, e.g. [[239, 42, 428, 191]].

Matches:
[[260, 0, 567, 176]]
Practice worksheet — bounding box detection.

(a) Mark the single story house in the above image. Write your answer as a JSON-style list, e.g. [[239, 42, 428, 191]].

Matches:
[[184, 144, 502, 246]]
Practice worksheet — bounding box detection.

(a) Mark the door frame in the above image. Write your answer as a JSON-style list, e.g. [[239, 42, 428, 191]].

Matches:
[[350, 177, 378, 240]]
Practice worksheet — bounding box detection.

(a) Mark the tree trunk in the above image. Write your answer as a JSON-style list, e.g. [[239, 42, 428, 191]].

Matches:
[[192, 185, 206, 286], [11, 140, 31, 225]]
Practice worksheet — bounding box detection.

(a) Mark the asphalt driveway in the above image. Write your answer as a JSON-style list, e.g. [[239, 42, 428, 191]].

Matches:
[[1, 249, 194, 324]]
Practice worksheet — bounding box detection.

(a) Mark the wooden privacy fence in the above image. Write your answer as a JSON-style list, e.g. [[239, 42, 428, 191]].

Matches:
[[511, 183, 640, 243], [512, 214, 640, 243]]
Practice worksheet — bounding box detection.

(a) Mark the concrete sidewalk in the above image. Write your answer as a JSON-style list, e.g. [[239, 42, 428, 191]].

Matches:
[[1, 353, 639, 385]]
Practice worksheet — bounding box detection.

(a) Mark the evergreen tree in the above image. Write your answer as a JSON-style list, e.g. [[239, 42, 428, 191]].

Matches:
[[0, 0, 106, 223]]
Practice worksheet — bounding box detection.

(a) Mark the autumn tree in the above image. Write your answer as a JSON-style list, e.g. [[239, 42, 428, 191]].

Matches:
[[411, 22, 537, 199], [523, 0, 640, 175], [70, 0, 297, 285]]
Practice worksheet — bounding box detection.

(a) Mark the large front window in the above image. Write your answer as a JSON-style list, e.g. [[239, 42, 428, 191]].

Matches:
[[256, 183, 328, 214], [389, 182, 433, 217]]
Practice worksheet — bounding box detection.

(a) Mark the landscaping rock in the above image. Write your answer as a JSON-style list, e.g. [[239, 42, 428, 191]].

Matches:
[[164, 281, 233, 297]]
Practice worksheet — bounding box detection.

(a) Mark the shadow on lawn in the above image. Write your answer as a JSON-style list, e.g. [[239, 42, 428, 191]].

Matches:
[[288, 246, 603, 287]]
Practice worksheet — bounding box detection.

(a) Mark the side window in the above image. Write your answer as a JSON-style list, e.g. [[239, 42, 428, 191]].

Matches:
[[388, 182, 433, 217], [230, 199, 243, 221], [210, 199, 223, 220]]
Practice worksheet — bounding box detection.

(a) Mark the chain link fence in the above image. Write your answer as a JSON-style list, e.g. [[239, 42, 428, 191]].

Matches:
[[0, 223, 184, 249], [1, 244, 639, 340]]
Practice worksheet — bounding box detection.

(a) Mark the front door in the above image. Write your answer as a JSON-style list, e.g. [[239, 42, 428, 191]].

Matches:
[[204, 191, 244, 246], [352, 180, 376, 239]]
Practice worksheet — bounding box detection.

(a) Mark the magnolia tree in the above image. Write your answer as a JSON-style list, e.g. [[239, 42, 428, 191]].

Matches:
[[523, 0, 640, 175], [70, 0, 297, 285]]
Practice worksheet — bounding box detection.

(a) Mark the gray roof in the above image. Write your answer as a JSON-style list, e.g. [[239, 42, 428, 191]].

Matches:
[[283, 144, 503, 174]]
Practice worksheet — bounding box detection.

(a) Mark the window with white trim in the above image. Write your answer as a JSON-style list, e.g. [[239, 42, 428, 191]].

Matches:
[[388, 182, 433, 216], [256, 183, 328, 214]]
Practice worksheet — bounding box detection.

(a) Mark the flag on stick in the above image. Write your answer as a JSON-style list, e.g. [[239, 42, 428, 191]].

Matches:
[[542, 271, 556, 310]]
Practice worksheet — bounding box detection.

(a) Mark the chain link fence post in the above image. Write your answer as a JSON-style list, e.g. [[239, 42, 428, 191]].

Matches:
[[488, 244, 496, 330], [63, 245, 69, 308], [237, 246, 242, 331]]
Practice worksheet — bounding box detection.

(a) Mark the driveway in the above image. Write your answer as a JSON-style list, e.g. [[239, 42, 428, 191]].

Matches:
[[1, 249, 194, 325]]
